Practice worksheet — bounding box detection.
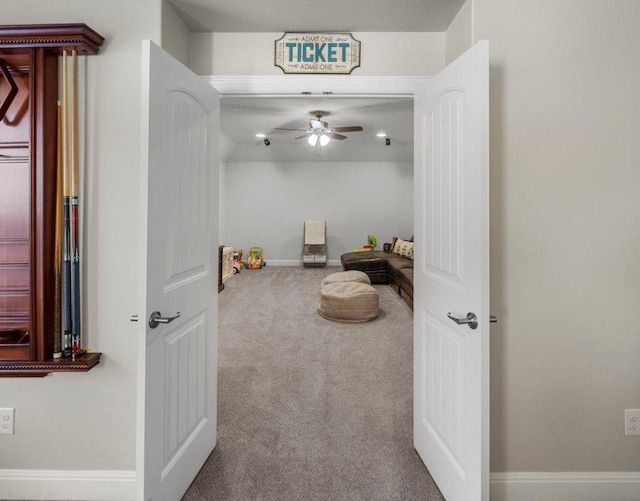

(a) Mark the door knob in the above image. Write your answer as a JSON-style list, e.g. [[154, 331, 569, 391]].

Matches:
[[447, 312, 478, 330], [148, 311, 181, 329]]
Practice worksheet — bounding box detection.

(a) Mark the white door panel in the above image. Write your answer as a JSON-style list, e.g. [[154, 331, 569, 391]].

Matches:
[[414, 40, 489, 501], [138, 40, 220, 501]]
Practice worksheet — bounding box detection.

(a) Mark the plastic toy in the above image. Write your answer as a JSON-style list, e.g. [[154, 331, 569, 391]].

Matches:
[[353, 234, 378, 252], [233, 249, 244, 273], [247, 246, 265, 269]]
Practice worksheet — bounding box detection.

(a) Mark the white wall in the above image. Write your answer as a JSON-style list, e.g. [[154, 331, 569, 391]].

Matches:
[[223, 161, 413, 264], [161, 0, 190, 66], [190, 32, 445, 76], [445, 0, 473, 65], [474, 0, 640, 476], [0, 0, 161, 498], [218, 133, 236, 243]]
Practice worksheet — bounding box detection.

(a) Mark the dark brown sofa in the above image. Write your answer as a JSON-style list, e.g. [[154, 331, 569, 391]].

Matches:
[[340, 249, 414, 310]]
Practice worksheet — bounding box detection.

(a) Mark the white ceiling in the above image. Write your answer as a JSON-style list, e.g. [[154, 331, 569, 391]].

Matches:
[[168, 0, 465, 33], [221, 95, 414, 163]]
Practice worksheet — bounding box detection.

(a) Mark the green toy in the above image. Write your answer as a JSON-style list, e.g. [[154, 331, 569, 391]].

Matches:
[[247, 246, 265, 269]]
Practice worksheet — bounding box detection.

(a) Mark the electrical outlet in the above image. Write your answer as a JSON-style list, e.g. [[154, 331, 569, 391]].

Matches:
[[624, 409, 640, 436], [0, 408, 14, 435]]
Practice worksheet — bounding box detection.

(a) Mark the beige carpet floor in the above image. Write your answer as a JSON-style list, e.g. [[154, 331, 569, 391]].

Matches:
[[182, 266, 445, 501]]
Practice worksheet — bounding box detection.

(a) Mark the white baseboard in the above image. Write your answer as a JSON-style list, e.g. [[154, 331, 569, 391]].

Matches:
[[5, 469, 636, 501], [491, 471, 640, 501], [0, 469, 136, 500], [264, 260, 341, 267]]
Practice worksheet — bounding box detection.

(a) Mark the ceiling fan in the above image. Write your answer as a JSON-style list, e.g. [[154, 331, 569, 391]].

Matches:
[[274, 110, 363, 152]]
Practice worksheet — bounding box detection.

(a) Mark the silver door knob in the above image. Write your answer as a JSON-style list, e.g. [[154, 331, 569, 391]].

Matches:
[[447, 312, 478, 330], [148, 311, 181, 329]]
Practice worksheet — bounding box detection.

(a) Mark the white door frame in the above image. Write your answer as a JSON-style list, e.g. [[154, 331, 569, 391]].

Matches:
[[206, 75, 431, 96]]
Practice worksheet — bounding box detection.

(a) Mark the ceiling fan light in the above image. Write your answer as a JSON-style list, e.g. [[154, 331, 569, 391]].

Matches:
[[319, 134, 330, 147], [308, 134, 318, 146]]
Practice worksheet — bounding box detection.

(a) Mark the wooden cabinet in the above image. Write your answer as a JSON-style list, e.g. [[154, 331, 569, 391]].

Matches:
[[0, 54, 30, 355], [0, 25, 103, 375], [0, 47, 58, 362], [221, 246, 234, 283]]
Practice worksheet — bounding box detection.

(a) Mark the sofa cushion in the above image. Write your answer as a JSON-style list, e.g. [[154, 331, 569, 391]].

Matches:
[[386, 256, 414, 271], [383, 255, 413, 291], [397, 267, 414, 295], [341, 251, 387, 267], [340, 251, 388, 284]]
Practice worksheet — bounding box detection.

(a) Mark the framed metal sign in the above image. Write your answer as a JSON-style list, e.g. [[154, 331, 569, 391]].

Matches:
[[275, 33, 361, 74]]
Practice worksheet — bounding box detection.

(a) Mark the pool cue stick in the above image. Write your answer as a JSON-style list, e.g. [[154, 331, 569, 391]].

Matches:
[[61, 49, 72, 357], [70, 49, 81, 359], [53, 102, 63, 359]]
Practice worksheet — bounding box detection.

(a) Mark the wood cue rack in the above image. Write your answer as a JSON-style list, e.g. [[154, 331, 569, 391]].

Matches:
[[0, 24, 104, 377]]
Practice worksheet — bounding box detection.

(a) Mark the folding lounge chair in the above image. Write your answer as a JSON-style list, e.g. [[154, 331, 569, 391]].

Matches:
[[303, 221, 327, 267]]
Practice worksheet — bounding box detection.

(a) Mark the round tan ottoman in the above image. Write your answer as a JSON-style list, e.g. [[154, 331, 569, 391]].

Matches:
[[318, 282, 379, 323], [321, 270, 371, 287]]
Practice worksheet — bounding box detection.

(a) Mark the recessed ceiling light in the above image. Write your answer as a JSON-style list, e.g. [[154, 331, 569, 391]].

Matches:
[[255, 133, 266, 138], [376, 132, 387, 137]]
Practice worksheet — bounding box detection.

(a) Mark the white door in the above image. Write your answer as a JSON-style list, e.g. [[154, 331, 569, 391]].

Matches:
[[137, 40, 220, 501], [413, 40, 490, 501]]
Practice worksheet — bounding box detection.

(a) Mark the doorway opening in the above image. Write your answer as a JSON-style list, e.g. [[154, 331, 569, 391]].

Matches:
[[192, 85, 432, 499]]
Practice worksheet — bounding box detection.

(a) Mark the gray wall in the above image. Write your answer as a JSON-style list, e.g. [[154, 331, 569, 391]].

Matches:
[[0, 0, 161, 475], [445, 0, 473, 65], [161, 0, 190, 66], [223, 161, 413, 264], [475, 0, 640, 472], [190, 32, 445, 76]]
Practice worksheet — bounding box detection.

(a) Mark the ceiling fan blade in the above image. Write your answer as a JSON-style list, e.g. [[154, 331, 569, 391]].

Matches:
[[294, 134, 308, 140], [331, 126, 363, 133], [326, 132, 348, 140], [274, 127, 308, 132]]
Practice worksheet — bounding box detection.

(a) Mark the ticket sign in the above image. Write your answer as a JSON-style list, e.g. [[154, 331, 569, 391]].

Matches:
[[275, 33, 361, 74]]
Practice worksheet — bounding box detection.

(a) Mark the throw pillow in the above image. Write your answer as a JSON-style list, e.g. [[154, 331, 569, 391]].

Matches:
[[393, 238, 414, 260], [388, 236, 398, 253]]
